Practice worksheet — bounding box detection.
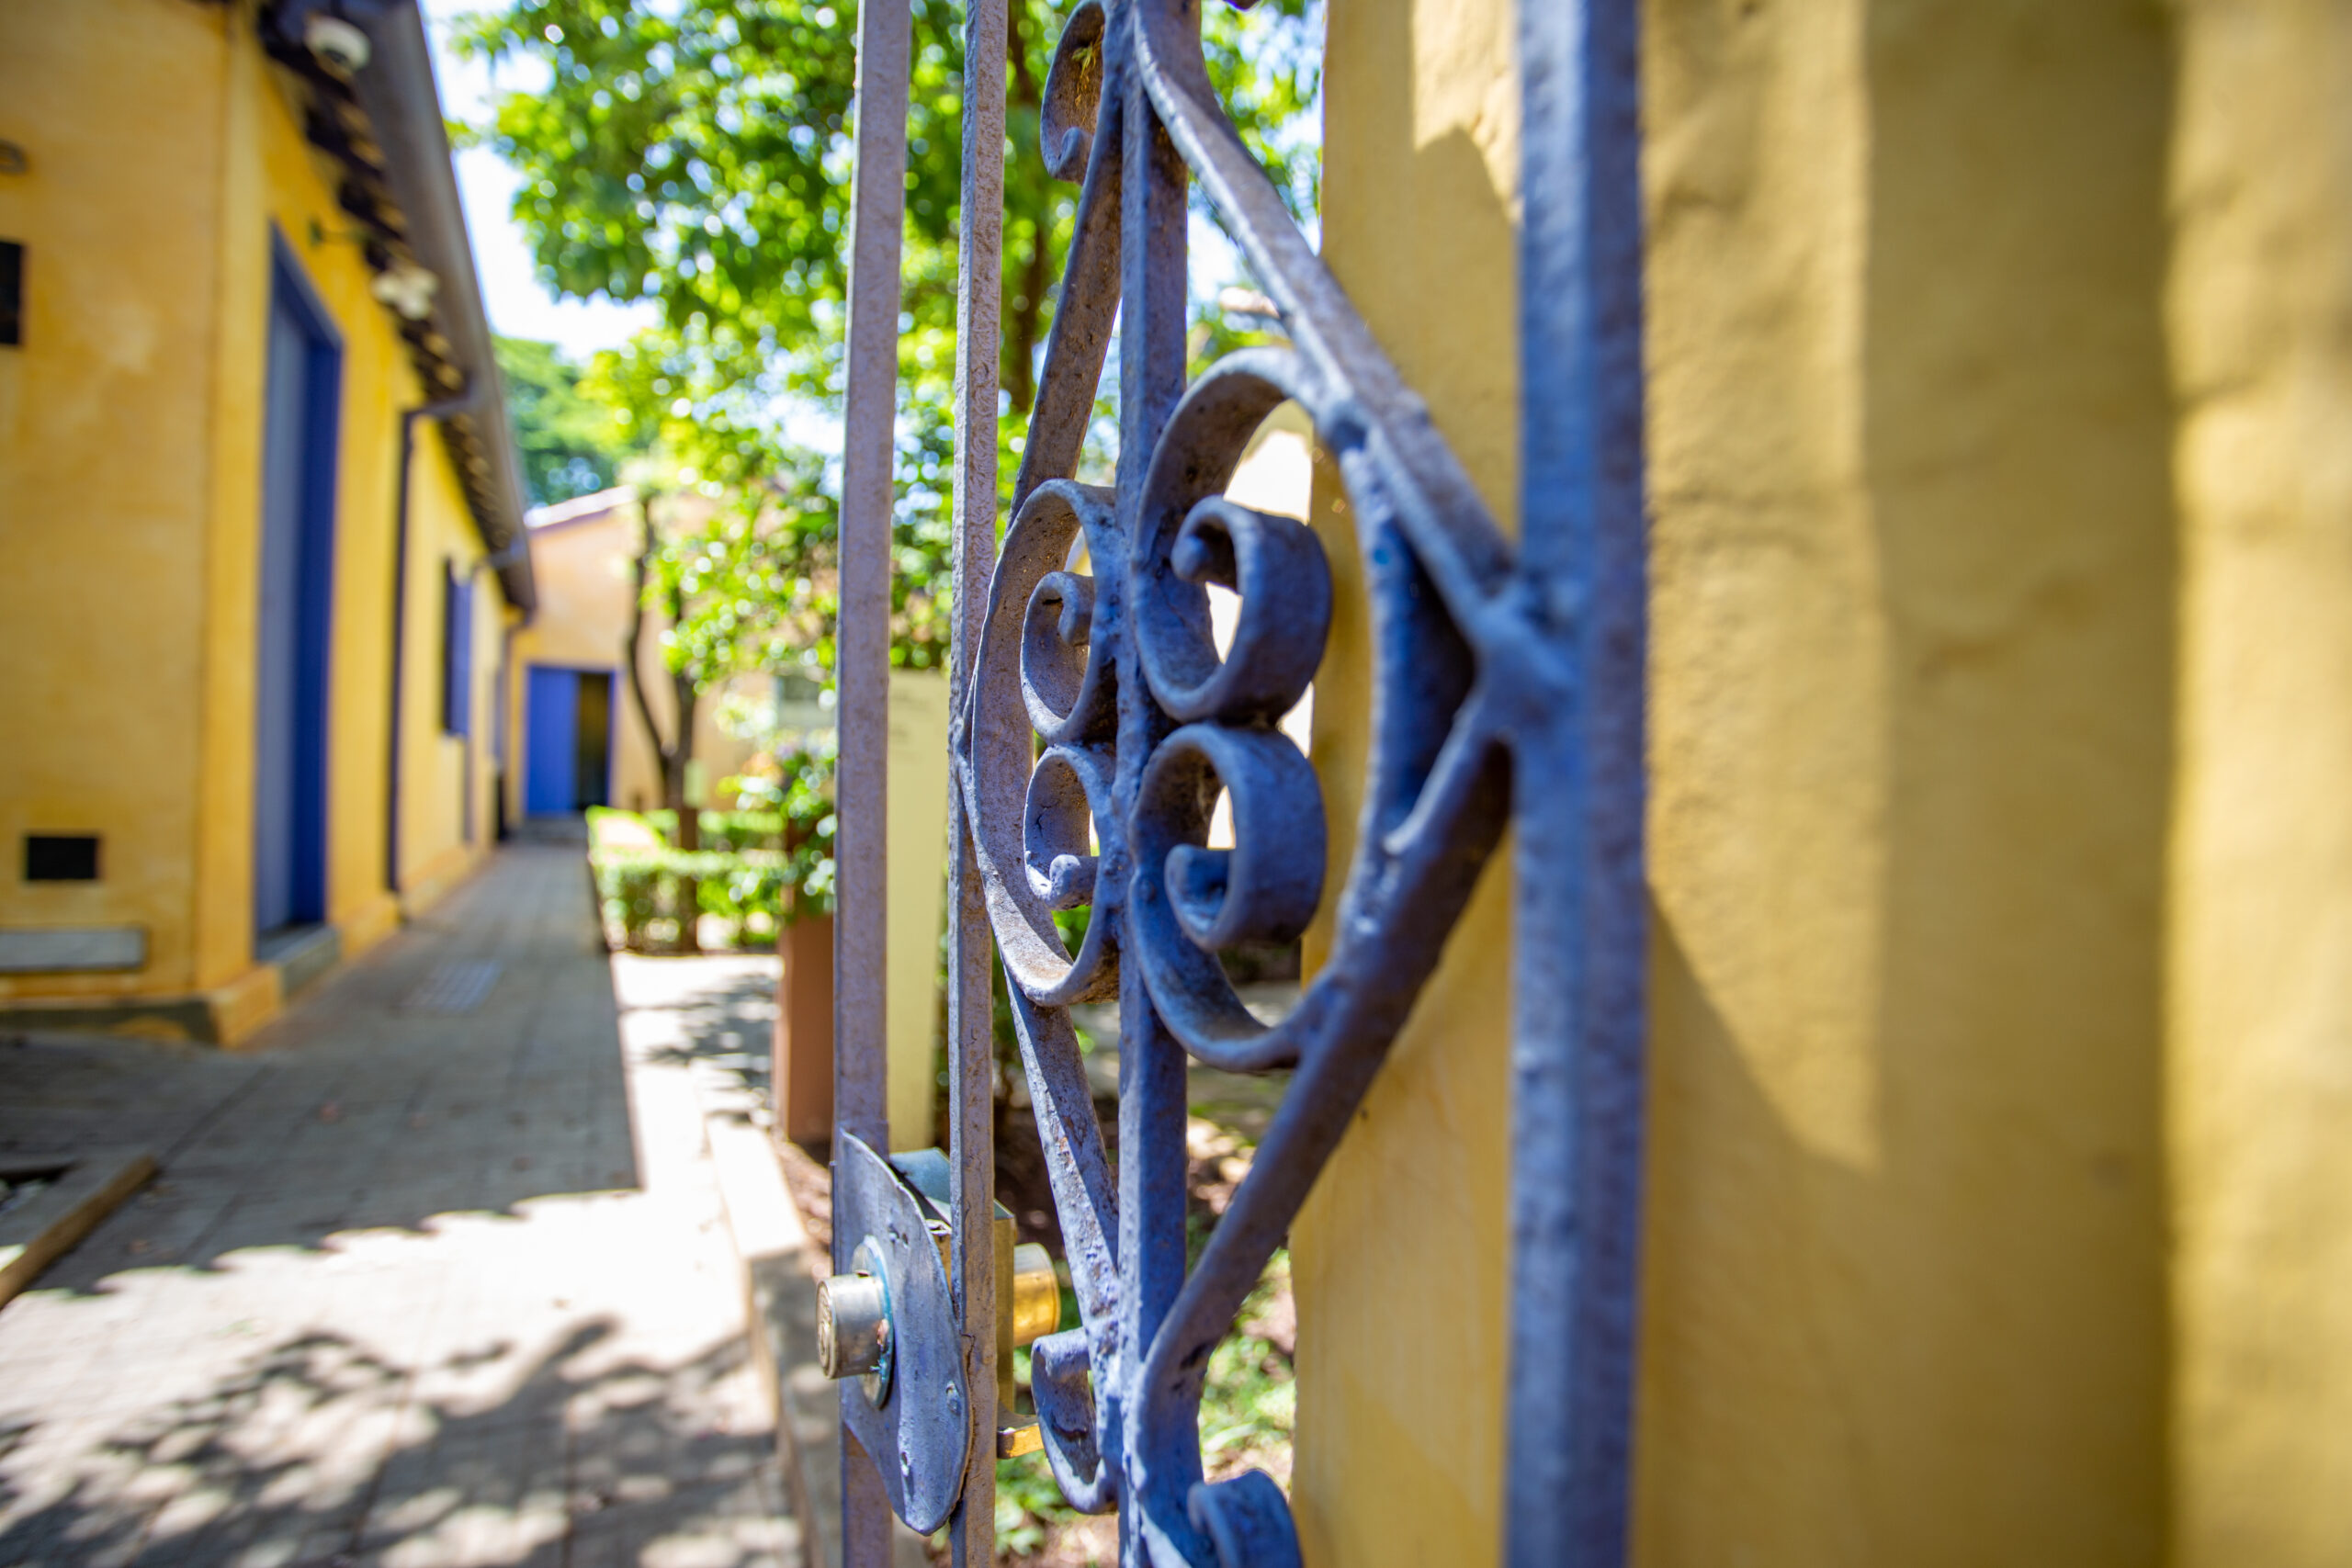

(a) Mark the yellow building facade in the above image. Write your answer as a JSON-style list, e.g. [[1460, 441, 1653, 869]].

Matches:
[[1296, 1, 2352, 1564], [0, 0, 532, 1044], [504, 488, 769, 823]]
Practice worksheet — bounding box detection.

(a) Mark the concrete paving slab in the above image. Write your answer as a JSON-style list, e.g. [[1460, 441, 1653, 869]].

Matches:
[[611, 955, 928, 1568], [0, 847, 791, 1568]]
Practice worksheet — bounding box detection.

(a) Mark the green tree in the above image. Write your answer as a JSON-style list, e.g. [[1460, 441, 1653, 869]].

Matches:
[[458, 0, 1316, 412], [582, 336, 891, 946], [454, 0, 1319, 479], [492, 333, 647, 506], [457, 0, 1318, 854]]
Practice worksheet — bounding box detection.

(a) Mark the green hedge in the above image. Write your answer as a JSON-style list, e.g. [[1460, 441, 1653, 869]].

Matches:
[[636, 809, 786, 852], [587, 811, 832, 953], [586, 744, 835, 953], [589, 846, 784, 953]]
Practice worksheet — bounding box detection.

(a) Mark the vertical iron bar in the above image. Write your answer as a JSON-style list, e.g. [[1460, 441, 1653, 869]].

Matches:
[[946, 0, 1008, 1554], [1112, 23, 1193, 1562], [1507, 0, 1648, 1565], [837, 0, 912, 1203], [836, 0, 912, 1554]]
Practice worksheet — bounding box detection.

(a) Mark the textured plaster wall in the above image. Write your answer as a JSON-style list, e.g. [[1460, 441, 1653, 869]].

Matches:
[[1636, 1, 2175, 1562], [885, 670, 950, 1153], [1293, 0, 1518, 1554], [391, 426, 496, 905], [2165, 5, 2352, 1562], [191, 4, 276, 1003], [507, 508, 658, 814], [1306, 0, 2182, 1560], [0, 0, 502, 1031], [0, 0, 232, 1001], [198, 0, 503, 992]]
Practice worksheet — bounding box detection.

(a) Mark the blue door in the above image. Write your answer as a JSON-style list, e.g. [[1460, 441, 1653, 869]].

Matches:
[[525, 667, 576, 816], [526, 666, 613, 814], [253, 243, 339, 938]]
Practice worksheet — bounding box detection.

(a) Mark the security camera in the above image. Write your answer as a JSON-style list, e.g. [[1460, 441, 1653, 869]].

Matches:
[[305, 14, 371, 75]]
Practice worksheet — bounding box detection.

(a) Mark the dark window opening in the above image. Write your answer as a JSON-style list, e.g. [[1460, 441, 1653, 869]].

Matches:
[[0, 241, 22, 346], [25, 834, 99, 882], [441, 562, 474, 737], [574, 673, 611, 808]]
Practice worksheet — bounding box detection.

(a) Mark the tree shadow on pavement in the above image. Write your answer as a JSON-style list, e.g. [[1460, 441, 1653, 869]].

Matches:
[[5, 848, 647, 1294], [0, 1319, 791, 1568], [617, 959, 779, 1137]]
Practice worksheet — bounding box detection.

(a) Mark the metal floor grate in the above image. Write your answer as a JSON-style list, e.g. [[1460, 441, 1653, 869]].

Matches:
[[396, 960, 503, 1015]]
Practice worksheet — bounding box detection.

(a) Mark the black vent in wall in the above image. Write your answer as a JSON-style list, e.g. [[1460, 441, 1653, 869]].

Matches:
[[24, 835, 98, 882], [0, 242, 20, 346]]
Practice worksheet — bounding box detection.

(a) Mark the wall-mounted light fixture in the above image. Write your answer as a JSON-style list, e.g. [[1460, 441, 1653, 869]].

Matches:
[[369, 259, 440, 321]]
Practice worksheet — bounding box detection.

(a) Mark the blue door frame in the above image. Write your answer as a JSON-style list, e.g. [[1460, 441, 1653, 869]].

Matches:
[[524, 664, 616, 815], [253, 231, 341, 940]]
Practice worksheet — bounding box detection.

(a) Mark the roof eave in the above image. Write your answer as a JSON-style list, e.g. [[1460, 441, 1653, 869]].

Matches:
[[265, 1, 537, 613]]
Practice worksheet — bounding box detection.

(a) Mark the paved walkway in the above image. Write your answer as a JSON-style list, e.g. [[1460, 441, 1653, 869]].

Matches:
[[0, 846, 797, 1568]]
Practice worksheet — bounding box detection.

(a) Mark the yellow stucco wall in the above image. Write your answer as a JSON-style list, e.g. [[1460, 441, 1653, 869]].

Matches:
[[505, 498, 762, 820], [1302, 0, 2185, 1562], [0, 0, 230, 1007], [1637, 3, 2177, 1562], [886, 670, 951, 1153], [0, 0, 506, 1039], [390, 424, 503, 912], [2165, 5, 2352, 1562], [1292, 0, 1519, 1557], [507, 504, 657, 815]]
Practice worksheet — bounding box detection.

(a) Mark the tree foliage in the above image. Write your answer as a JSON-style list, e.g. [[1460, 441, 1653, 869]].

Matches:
[[454, 0, 1322, 695], [492, 333, 647, 506], [458, 0, 1318, 412]]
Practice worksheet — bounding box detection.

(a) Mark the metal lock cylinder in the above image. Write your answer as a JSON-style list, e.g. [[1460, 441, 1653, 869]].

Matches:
[[816, 1271, 890, 1380], [817, 1235, 899, 1404]]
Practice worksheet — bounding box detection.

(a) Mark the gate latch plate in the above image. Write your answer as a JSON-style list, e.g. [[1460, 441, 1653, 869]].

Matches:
[[831, 1132, 972, 1533]]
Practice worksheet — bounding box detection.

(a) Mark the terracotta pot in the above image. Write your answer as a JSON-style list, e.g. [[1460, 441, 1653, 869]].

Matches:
[[773, 913, 835, 1150]]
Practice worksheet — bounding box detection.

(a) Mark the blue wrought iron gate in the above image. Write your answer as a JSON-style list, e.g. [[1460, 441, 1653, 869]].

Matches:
[[818, 0, 1646, 1561]]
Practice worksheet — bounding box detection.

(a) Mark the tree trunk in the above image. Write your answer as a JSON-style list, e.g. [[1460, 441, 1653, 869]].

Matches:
[[668, 669, 703, 951], [622, 495, 703, 952], [1003, 2, 1048, 414], [669, 670, 701, 852]]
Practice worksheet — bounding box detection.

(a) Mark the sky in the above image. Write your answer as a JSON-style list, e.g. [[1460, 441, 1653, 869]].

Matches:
[[421, 2, 658, 360]]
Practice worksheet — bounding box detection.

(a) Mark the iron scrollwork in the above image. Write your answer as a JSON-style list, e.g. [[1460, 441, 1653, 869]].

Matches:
[[945, 0, 1597, 1562]]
